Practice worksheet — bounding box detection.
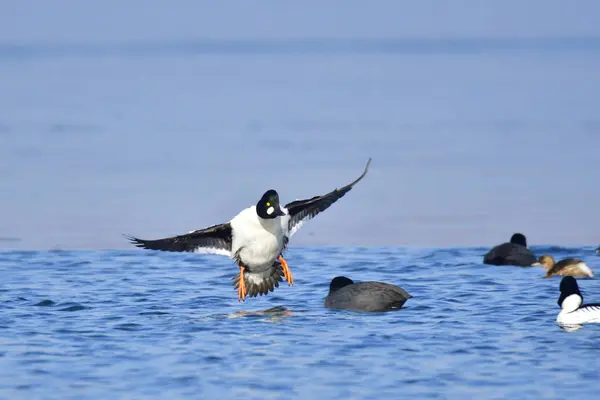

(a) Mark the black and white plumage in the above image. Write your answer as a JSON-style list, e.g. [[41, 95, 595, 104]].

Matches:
[[324, 276, 412, 312], [125, 223, 233, 256], [126, 158, 371, 301], [557, 276, 600, 326], [483, 233, 537, 267]]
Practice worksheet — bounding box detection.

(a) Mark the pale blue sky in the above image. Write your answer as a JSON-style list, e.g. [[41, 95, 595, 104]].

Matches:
[[1, 1, 600, 249]]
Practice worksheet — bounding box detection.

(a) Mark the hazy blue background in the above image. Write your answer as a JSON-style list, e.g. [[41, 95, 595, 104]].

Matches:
[[1, 1, 600, 249]]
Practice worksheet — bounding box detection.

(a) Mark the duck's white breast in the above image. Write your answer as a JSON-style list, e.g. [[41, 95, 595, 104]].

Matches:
[[230, 206, 285, 269]]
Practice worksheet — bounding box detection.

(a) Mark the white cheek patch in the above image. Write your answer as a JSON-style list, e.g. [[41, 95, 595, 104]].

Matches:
[[267, 206, 275, 215]]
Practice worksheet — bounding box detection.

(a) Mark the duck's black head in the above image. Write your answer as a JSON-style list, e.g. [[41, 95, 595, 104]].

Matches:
[[329, 276, 354, 294], [558, 276, 582, 307], [256, 189, 285, 219], [510, 233, 527, 247]]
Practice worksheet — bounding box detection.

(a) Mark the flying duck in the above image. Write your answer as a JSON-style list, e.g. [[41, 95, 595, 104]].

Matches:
[[538, 255, 594, 278], [126, 158, 371, 302], [324, 276, 412, 312], [483, 233, 537, 267]]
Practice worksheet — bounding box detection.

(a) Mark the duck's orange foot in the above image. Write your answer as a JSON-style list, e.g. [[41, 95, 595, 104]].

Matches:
[[278, 256, 294, 286], [238, 266, 247, 302]]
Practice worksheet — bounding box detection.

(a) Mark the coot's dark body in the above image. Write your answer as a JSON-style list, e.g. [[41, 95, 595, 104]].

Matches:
[[324, 277, 412, 312], [483, 233, 537, 267]]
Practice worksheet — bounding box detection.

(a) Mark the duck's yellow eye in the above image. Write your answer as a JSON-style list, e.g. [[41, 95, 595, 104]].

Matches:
[[266, 202, 270, 207]]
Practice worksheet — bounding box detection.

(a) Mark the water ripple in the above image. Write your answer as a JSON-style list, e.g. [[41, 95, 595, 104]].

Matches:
[[1, 247, 599, 399]]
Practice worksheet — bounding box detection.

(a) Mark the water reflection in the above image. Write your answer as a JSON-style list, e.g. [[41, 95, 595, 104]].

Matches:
[[558, 323, 584, 332], [215, 306, 294, 322]]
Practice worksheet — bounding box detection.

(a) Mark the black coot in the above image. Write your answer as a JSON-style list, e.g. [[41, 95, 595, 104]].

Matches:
[[324, 276, 412, 312], [483, 233, 537, 267]]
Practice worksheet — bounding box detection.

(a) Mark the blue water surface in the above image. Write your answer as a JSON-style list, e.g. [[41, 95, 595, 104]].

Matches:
[[1, 246, 599, 399]]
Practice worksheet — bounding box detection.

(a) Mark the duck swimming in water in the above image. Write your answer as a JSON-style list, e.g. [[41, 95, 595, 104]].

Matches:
[[557, 276, 600, 326], [324, 276, 412, 312], [538, 255, 594, 278], [483, 233, 537, 267]]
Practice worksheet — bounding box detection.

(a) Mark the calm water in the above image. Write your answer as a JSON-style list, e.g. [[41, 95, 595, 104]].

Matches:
[[2, 33, 600, 248], [1, 246, 600, 399]]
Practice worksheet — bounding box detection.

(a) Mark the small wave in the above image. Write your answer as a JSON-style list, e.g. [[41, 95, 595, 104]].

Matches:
[[33, 300, 55, 307], [138, 311, 171, 316], [114, 323, 145, 331], [57, 303, 88, 312]]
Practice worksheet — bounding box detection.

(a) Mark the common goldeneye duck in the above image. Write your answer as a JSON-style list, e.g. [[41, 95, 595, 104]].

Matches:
[[482, 233, 537, 267], [538, 255, 594, 278], [126, 158, 371, 302], [324, 276, 412, 312], [557, 276, 600, 326]]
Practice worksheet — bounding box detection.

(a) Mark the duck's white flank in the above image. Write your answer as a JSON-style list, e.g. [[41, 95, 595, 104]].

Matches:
[[557, 294, 600, 325], [576, 262, 594, 278]]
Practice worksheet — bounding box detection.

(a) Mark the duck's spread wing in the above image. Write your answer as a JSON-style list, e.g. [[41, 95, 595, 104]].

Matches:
[[125, 223, 232, 256], [284, 158, 371, 237]]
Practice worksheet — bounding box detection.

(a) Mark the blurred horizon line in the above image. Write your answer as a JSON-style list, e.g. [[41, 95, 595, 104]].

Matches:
[[2, 36, 600, 60]]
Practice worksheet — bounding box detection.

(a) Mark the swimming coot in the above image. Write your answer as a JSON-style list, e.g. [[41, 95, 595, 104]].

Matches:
[[483, 233, 537, 267], [324, 276, 412, 312]]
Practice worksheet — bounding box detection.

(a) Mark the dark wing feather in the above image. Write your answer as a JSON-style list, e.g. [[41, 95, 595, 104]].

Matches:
[[125, 223, 232, 255], [285, 158, 371, 237]]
